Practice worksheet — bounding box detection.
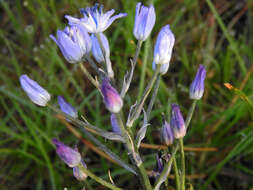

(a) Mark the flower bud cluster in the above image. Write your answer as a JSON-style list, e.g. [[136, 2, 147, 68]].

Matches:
[[161, 104, 186, 145]]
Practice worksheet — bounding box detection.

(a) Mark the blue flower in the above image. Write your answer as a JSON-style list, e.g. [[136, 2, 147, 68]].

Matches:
[[52, 138, 81, 167], [101, 78, 123, 113], [65, 3, 127, 33], [161, 121, 174, 145], [50, 25, 91, 64], [110, 113, 121, 134], [170, 104, 186, 138], [152, 25, 175, 74], [58, 96, 78, 119], [19, 75, 51, 106], [133, 2, 156, 41], [190, 64, 206, 100]]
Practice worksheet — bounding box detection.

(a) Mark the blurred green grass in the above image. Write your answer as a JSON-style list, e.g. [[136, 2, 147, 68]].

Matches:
[[0, 0, 253, 189]]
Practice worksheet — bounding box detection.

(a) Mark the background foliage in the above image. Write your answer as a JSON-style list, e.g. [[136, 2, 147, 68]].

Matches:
[[0, 0, 253, 189]]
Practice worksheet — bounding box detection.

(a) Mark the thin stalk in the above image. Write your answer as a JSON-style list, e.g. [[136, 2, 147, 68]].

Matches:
[[95, 33, 114, 78], [79, 63, 100, 91], [147, 73, 161, 120], [120, 40, 143, 98], [127, 65, 161, 128], [85, 55, 101, 76], [115, 113, 152, 190], [173, 157, 180, 190], [138, 36, 150, 101], [78, 163, 123, 190], [185, 100, 197, 129], [179, 138, 185, 190]]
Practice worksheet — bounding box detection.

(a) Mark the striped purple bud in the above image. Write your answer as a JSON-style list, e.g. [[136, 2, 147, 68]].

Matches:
[[133, 2, 156, 41], [101, 79, 123, 113], [58, 96, 78, 119], [170, 104, 186, 138], [110, 114, 121, 134], [156, 154, 163, 174], [190, 64, 206, 100], [19, 75, 50, 106], [161, 121, 174, 145], [52, 138, 81, 167]]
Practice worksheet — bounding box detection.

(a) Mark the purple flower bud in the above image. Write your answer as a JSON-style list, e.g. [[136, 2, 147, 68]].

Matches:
[[58, 96, 78, 119], [170, 104, 186, 138], [155, 154, 163, 174], [19, 75, 51, 106], [133, 2, 156, 41], [52, 138, 81, 167], [110, 114, 121, 134], [161, 121, 174, 145], [65, 4, 127, 33], [190, 64, 206, 100], [73, 160, 88, 181], [101, 78, 123, 113], [50, 25, 91, 64], [153, 25, 175, 74]]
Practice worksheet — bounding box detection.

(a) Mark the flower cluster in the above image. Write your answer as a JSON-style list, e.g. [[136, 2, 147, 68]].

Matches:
[[18, 2, 207, 189]]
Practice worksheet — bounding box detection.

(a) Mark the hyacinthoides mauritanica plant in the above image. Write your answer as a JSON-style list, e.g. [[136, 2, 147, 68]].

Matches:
[[19, 2, 207, 190]]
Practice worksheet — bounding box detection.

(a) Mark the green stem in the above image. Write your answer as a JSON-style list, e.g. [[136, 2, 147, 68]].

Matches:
[[120, 40, 143, 98], [79, 164, 123, 190], [138, 36, 150, 101], [185, 100, 197, 129], [146, 73, 161, 120], [115, 113, 152, 190], [179, 138, 185, 190], [79, 63, 100, 91], [173, 157, 180, 190]]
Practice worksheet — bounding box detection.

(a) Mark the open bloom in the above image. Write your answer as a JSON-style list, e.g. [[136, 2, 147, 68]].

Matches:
[[152, 25, 175, 74], [52, 138, 81, 167], [133, 2, 155, 41], [161, 121, 174, 145], [50, 25, 91, 64], [110, 113, 121, 134], [65, 3, 127, 33], [20, 75, 50, 106], [101, 78, 123, 113], [190, 64, 206, 100], [170, 104, 186, 138], [58, 96, 78, 119]]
